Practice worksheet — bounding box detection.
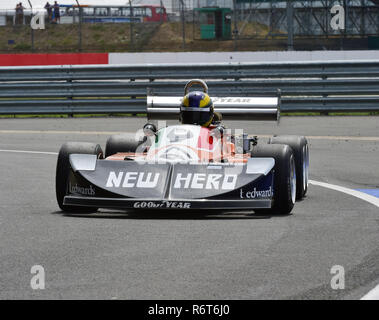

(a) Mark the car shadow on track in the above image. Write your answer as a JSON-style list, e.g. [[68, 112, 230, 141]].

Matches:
[[51, 210, 291, 220]]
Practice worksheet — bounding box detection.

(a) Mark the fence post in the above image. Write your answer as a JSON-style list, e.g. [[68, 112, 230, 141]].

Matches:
[[180, 0, 186, 50], [27, 0, 34, 52], [75, 0, 82, 52], [78, 7, 82, 52], [129, 0, 134, 52], [233, 0, 238, 51], [321, 66, 329, 115], [287, 1, 294, 51]]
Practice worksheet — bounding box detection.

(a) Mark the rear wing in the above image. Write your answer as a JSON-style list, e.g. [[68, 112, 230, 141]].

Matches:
[[147, 79, 280, 122], [147, 95, 280, 122]]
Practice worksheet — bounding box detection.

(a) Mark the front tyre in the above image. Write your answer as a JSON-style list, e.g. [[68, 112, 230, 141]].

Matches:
[[269, 135, 309, 200], [56, 142, 103, 213], [252, 144, 296, 215]]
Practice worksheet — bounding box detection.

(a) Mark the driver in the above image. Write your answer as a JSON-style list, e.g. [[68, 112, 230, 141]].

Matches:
[[180, 91, 222, 128]]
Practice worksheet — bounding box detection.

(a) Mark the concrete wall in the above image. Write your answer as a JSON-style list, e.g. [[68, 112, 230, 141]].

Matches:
[[1, 50, 378, 66], [109, 50, 379, 64]]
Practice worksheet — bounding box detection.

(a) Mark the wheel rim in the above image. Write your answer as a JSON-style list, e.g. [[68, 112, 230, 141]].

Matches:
[[303, 144, 309, 191], [290, 155, 296, 204]]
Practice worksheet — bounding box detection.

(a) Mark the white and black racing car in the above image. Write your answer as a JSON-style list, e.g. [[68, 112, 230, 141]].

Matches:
[[56, 80, 309, 215]]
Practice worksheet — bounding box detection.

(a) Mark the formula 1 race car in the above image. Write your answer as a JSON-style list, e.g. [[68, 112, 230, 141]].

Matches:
[[56, 80, 309, 215]]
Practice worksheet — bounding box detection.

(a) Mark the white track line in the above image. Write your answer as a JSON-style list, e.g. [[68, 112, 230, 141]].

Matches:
[[305, 136, 379, 142], [0, 130, 123, 135], [0, 149, 58, 155], [309, 180, 379, 208], [260, 135, 379, 142], [361, 287, 379, 300], [0, 130, 379, 141], [309, 180, 379, 300]]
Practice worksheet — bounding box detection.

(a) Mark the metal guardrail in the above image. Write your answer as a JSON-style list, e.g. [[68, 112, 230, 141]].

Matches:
[[1, 60, 379, 115]]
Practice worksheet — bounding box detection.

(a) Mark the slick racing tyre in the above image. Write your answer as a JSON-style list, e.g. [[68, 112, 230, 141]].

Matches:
[[56, 142, 103, 213], [251, 144, 296, 215], [269, 135, 309, 200], [105, 133, 147, 158]]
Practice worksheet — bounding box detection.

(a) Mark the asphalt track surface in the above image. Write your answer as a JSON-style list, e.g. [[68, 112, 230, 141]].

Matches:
[[0, 116, 378, 300]]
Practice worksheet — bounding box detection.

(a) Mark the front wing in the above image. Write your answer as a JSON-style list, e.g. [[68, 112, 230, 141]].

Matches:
[[63, 154, 275, 210], [63, 196, 272, 210]]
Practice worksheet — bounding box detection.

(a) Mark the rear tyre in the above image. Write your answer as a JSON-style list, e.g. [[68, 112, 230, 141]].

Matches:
[[251, 144, 296, 215], [105, 133, 147, 158], [56, 142, 103, 213], [269, 135, 309, 200]]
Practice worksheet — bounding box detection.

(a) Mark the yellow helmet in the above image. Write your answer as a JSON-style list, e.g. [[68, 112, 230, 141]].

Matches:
[[180, 91, 214, 127]]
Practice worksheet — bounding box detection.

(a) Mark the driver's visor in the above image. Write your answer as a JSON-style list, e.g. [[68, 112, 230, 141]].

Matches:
[[180, 109, 212, 126], [180, 106, 211, 112]]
